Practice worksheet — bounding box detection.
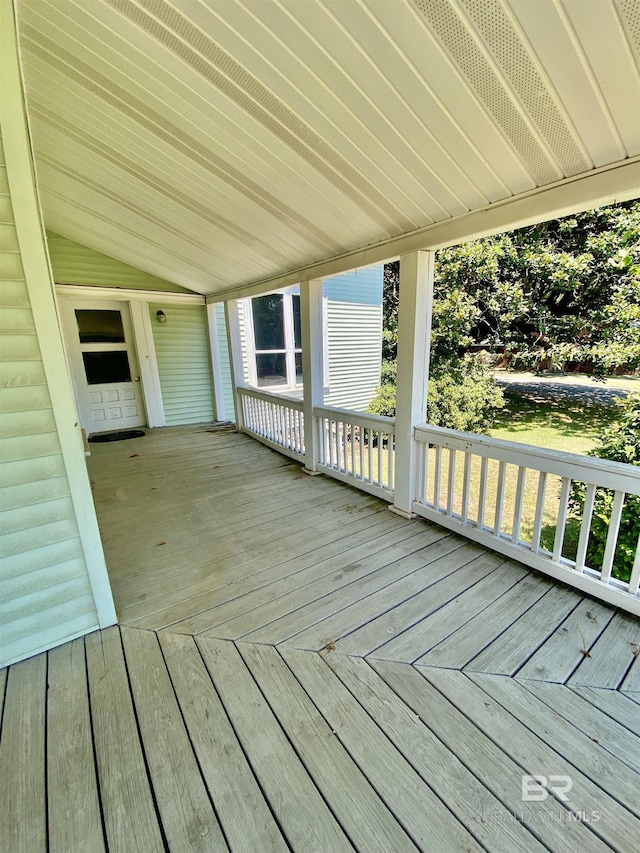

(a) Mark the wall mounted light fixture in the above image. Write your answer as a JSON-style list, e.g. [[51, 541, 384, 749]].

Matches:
[[156, 310, 167, 323]]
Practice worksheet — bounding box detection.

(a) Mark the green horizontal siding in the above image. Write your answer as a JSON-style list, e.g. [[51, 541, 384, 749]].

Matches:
[[323, 267, 383, 411], [47, 232, 193, 292], [0, 126, 99, 667], [150, 303, 214, 426]]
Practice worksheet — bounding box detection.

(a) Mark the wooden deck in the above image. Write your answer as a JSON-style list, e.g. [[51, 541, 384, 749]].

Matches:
[[1, 425, 639, 852]]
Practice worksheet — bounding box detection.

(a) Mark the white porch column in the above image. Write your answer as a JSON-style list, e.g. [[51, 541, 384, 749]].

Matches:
[[300, 278, 324, 473], [392, 250, 435, 516], [206, 302, 227, 422], [224, 299, 245, 430]]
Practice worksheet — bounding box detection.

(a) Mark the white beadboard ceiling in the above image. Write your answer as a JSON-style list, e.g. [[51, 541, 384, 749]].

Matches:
[[15, 0, 640, 297]]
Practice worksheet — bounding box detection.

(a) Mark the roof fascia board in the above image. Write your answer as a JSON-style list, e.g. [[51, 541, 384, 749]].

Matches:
[[56, 284, 205, 304]]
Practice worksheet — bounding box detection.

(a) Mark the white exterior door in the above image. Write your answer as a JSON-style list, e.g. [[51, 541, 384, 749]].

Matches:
[[61, 299, 146, 434]]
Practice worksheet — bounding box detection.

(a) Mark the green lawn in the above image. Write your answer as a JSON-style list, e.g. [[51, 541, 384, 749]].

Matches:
[[487, 389, 619, 455]]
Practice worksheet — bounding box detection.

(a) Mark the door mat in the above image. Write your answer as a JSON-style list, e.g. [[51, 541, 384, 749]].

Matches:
[[88, 430, 146, 443]]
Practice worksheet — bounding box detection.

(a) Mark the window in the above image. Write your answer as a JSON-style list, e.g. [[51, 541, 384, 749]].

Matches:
[[247, 292, 303, 389]]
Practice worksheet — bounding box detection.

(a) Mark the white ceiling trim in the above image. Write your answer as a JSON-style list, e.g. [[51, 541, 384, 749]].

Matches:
[[210, 157, 640, 302]]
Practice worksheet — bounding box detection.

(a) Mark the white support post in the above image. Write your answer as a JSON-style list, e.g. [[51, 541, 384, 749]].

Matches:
[[129, 300, 166, 427], [392, 250, 435, 516], [206, 302, 227, 422], [224, 299, 245, 430], [300, 278, 324, 473]]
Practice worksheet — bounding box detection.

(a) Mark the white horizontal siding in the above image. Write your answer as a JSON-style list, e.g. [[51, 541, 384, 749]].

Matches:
[[47, 232, 192, 293], [149, 303, 215, 426], [0, 131, 99, 666], [323, 266, 383, 411]]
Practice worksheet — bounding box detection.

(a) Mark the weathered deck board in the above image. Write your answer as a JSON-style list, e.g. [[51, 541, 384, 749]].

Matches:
[[568, 611, 640, 688], [0, 654, 47, 853], [325, 653, 547, 852], [412, 573, 553, 668], [468, 673, 640, 815], [518, 679, 640, 774], [464, 584, 583, 676], [516, 598, 615, 683], [569, 685, 640, 736], [238, 643, 419, 852], [363, 559, 528, 661], [372, 660, 613, 853], [421, 668, 640, 852], [120, 627, 227, 852], [158, 632, 289, 853], [196, 637, 354, 853], [280, 646, 483, 852], [85, 627, 165, 853], [47, 639, 105, 853]]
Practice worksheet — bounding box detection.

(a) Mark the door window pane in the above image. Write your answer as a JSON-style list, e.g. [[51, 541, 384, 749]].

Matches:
[[76, 309, 125, 343], [295, 351, 303, 385], [252, 295, 285, 350], [82, 351, 131, 384], [256, 353, 287, 387]]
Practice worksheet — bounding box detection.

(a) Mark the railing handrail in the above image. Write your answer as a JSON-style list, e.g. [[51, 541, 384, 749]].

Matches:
[[314, 404, 395, 434], [238, 385, 304, 411], [415, 423, 640, 496]]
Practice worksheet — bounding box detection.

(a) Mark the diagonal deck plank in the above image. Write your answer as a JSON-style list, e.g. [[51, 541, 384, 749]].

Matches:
[[420, 668, 640, 852], [195, 637, 354, 853], [238, 643, 420, 852], [4, 428, 638, 853], [280, 646, 483, 852]]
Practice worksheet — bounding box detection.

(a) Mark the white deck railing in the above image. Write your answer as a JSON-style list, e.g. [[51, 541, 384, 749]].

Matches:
[[314, 405, 395, 501], [238, 387, 305, 461], [413, 424, 640, 612]]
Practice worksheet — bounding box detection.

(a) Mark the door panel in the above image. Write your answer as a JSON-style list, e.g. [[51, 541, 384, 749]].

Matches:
[[61, 299, 146, 434]]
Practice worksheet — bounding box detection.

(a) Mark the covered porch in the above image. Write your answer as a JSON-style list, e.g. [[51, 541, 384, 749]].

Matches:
[[2, 425, 639, 852]]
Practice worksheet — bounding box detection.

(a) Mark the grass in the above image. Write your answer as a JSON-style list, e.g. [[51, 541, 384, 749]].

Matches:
[[487, 389, 619, 455]]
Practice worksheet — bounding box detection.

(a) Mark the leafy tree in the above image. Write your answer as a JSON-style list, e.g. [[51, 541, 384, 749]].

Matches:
[[369, 200, 639, 430], [568, 394, 640, 582]]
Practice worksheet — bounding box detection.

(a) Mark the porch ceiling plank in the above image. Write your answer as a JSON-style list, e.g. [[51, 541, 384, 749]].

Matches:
[[157, 631, 290, 853], [279, 645, 484, 852], [372, 660, 615, 853], [0, 654, 47, 853], [13, 0, 640, 296], [195, 636, 355, 853], [119, 626, 229, 852], [467, 673, 640, 820], [238, 642, 421, 853], [46, 638, 105, 853], [325, 653, 547, 853], [423, 668, 640, 853], [84, 626, 165, 853], [567, 610, 640, 690]]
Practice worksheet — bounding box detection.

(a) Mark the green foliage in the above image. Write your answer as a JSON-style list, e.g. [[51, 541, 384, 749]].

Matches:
[[368, 356, 504, 432], [435, 201, 640, 376], [569, 394, 640, 582]]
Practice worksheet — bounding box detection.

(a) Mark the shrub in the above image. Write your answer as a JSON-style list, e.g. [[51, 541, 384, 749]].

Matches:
[[368, 355, 504, 434], [569, 393, 640, 582]]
